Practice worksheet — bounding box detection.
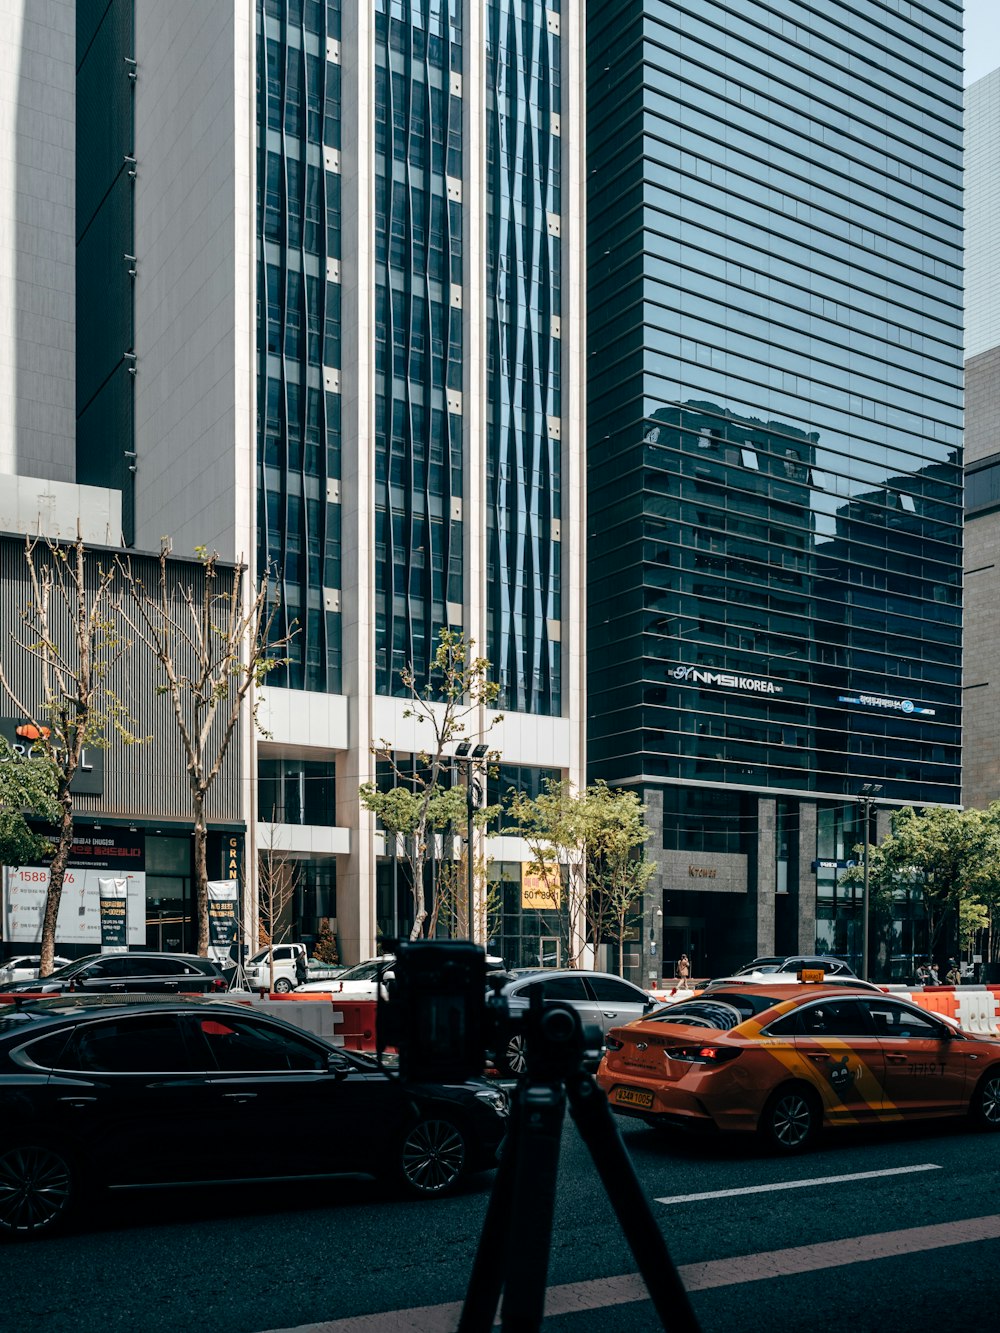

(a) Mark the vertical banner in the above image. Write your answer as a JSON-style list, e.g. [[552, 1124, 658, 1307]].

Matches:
[[98, 877, 129, 952], [207, 880, 239, 960]]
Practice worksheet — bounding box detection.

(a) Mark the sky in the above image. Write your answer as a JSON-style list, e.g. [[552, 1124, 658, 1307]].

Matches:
[[965, 0, 1000, 85]]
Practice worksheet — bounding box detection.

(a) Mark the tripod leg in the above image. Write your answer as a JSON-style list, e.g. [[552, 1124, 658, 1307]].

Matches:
[[499, 1080, 566, 1333], [567, 1073, 702, 1333], [457, 1100, 519, 1333]]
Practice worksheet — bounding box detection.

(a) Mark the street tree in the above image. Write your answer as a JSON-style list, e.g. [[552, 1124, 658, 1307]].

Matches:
[[0, 534, 132, 975], [585, 781, 657, 977], [847, 803, 1000, 965], [506, 779, 656, 974], [117, 545, 291, 956], [257, 817, 301, 994], [359, 629, 501, 941], [0, 737, 60, 868]]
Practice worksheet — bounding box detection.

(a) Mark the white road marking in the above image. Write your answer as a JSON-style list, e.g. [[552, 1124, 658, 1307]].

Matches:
[[655, 1161, 940, 1205], [258, 1211, 1000, 1333]]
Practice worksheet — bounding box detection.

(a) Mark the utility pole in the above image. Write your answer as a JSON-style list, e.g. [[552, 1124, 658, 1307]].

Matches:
[[857, 783, 883, 981]]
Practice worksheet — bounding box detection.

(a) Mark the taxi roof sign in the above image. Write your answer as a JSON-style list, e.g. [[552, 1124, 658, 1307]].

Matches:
[[798, 968, 826, 983]]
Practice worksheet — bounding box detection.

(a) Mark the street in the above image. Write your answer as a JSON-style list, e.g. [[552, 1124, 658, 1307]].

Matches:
[[4, 1105, 1000, 1332]]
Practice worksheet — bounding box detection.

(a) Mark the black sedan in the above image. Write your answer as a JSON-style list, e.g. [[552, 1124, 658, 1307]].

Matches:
[[0, 998, 508, 1238], [1, 952, 229, 996]]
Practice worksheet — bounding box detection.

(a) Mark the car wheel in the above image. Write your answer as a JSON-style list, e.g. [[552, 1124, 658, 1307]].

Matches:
[[398, 1118, 468, 1198], [495, 1032, 527, 1077], [971, 1068, 1000, 1129], [0, 1143, 77, 1239], [273, 977, 292, 994], [760, 1086, 819, 1153]]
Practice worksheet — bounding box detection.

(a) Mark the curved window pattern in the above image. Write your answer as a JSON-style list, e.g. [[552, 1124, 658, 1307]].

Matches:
[[486, 0, 562, 716], [256, 0, 342, 693], [374, 0, 464, 696], [587, 0, 963, 805]]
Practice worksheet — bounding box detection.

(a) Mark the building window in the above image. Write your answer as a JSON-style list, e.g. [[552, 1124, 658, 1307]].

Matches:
[[258, 758, 337, 826]]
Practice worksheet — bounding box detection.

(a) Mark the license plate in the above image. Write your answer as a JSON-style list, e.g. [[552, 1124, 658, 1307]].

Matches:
[[616, 1087, 654, 1109]]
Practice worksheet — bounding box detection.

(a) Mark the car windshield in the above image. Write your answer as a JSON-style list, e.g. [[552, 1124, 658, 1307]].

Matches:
[[734, 958, 781, 975], [335, 959, 388, 982], [43, 957, 97, 980]]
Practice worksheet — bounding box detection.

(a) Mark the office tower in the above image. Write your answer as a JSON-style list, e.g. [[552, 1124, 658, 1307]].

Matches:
[[587, 0, 964, 981], [69, 1, 586, 963], [964, 66, 1000, 811]]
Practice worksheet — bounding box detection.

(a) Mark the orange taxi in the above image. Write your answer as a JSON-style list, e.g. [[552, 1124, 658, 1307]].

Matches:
[[596, 983, 1000, 1152]]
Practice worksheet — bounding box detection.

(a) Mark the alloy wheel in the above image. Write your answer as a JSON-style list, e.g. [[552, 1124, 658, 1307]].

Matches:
[[0, 1145, 74, 1237], [400, 1119, 466, 1196]]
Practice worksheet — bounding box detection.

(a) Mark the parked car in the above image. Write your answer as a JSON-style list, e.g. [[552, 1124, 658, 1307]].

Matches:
[[493, 969, 659, 1076], [0, 996, 509, 1236], [296, 953, 508, 1000], [598, 982, 1000, 1152], [733, 954, 857, 978], [0, 956, 72, 987], [1, 952, 229, 996], [704, 973, 881, 992], [242, 942, 309, 993]]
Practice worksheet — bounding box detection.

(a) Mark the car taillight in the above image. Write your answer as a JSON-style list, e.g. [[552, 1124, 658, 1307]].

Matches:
[[211, 978, 226, 992], [668, 1045, 741, 1064], [606, 1036, 624, 1051]]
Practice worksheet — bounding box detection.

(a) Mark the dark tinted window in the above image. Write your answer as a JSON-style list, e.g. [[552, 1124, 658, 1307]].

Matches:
[[193, 1015, 327, 1072], [867, 1001, 948, 1039], [537, 977, 589, 1001], [588, 977, 646, 1003], [792, 1001, 873, 1037], [16, 1030, 72, 1067], [61, 1016, 195, 1073]]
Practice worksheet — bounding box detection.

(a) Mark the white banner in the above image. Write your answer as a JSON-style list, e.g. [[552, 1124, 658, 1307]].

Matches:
[[98, 877, 129, 953], [3, 866, 145, 945]]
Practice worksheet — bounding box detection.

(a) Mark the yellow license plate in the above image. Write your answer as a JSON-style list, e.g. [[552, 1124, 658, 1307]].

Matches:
[[616, 1087, 654, 1109]]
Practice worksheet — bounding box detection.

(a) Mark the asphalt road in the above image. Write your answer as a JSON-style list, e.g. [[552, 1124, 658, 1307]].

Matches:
[[4, 1105, 1000, 1333]]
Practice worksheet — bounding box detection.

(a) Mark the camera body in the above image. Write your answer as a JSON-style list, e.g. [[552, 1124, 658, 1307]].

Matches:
[[380, 939, 489, 1083]]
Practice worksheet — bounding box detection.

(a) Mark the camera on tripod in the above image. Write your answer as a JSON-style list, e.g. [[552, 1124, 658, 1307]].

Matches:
[[377, 939, 604, 1084]]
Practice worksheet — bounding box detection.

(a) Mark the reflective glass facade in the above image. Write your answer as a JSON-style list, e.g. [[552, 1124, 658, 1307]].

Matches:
[[373, 0, 465, 695], [257, 0, 343, 692], [485, 0, 564, 715], [588, 0, 964, 807], [76, 0, 136, 542]]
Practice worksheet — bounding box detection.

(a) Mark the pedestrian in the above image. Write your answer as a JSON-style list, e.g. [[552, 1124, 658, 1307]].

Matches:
[[927, 962, 940, 985], [915, 964, 929, 986], [945, 958, 961, 987], [294, 947, 308, 988], [676, 953, 692, 989]]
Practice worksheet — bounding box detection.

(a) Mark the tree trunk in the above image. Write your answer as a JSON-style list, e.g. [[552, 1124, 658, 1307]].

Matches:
[[409, 834, 427, 940], [193, 790, 210, 956], [39, 791, 75, 976]]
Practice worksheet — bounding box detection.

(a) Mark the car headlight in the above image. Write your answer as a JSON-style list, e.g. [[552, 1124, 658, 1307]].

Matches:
[[475, 1088, 509, 1115]]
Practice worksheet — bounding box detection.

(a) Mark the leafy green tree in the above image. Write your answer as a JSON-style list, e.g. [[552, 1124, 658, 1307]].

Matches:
[[0, 738, 60, 867], [507, 779, 657, 975], [844, 804, 1000, 967], [359, 630, 501, 941]]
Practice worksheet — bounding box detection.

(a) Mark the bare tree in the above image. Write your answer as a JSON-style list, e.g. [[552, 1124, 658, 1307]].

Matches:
[[117, 545, 292, 955], [257, 817, 301, 993], [0, 535, 132, 974]]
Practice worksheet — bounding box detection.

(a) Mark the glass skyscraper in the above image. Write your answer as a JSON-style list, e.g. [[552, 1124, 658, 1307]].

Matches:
[[587, 0, 964, 979], [63, 2, 587, 962]]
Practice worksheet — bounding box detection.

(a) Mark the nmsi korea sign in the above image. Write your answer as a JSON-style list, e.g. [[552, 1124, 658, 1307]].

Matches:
[[0, 719, 104, 795], [669, 665, 783, 696]]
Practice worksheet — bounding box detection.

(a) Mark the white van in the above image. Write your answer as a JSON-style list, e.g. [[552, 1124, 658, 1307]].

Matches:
[[243, 943, 307, 993]]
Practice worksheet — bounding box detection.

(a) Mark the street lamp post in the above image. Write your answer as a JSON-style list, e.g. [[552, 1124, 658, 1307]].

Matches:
[[454, 740, 491, 941], [857, 783, 883, 981]]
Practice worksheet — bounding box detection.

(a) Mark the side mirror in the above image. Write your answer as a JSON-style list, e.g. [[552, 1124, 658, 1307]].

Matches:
[[327, 1051, 350, 1078], [643, 996, 657, 1010]]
